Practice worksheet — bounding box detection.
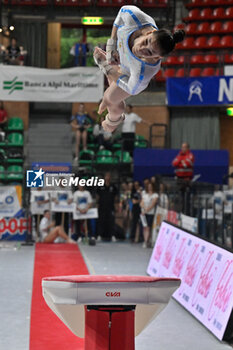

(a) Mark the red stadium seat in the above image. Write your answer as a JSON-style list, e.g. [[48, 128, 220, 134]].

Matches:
[[181, 37, 195, 49], [190, 68, 201, 77], [190, 55, 205, 64], [212, 7, 225, 19], [142, 0, 158, 7], [194, 36, 207, 49], [197, 22, 210, 34], [225, 7, 233, 19], [96, 0, 110, 5], [176, 68, 185, 77], [155, 70, 165, 82], [185, 9, 200, 21], [222, 21, 233, 33], [112, 0, 124, 6], [186, 23, 197, 35], [174, 24, 185, 31], [203, 0, 215, 5], [204, 54, 219, 64], [201, 67, 215, 76], [178, 56, 185, 64], [164, 68, 176, 78], [220, 35, 233, 48], [200, 8, 213, 20], [209, 22, 222, 34], [224, 53, 233, 63], [187, 0, 203, 7], [164, 56, 180, 65], [207, 36, 220, 48], [215, 0, 233, 5]]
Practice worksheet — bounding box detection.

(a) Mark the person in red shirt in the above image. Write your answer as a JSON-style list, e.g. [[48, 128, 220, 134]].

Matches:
[[0, 101, 8, 130], [172, 142, 194, 181]]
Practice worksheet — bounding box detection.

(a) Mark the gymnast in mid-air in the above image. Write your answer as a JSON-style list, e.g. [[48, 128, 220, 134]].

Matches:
[[94, 5, 185, 132]]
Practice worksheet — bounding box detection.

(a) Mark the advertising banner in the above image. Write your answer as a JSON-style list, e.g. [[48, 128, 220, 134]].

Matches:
[[51, 201, 74, 213], [167, 76, 233, 106], [180, 213, 198, 233], [73, 208, 98, 220], [0, 186, 22, 218], [0, 217, 28, 241], [0, 66, 104, 102], [147, 221, 233, 340]]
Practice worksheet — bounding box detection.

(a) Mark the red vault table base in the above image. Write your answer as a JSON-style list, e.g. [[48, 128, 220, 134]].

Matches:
[[42, 275, 180, 350]]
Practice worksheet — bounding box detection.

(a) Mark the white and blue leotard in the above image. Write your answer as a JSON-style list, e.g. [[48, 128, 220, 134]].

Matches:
[[114, 5, 161, 95]]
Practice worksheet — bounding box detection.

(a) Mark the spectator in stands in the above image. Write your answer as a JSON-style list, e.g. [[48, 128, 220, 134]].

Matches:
[[158, 182, 169, 209], [143, 178, 150, 193], [72, 184, 93, 243], [93, 115, 112, 150], [140, 182, 158, 248], [0, 101, 8, 133], [39, 210, 75, 243], [130, 181, 142, 243], [70, 41, 89, 66], [97, 172, 118, 242], [6, 37, 21, 65], [122, 105, 150, 154], [0, 46, 6, 64], [71, 103, 93, 163], [150, 175, 159, 192], [172, 142, 194, 181], [30, 187, 50, 241], [52, 179, 73, 235], [119, 182, 131, 238]]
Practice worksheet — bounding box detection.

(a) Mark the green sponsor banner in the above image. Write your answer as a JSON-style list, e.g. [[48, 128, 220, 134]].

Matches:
[[0, 66, 103, 102]]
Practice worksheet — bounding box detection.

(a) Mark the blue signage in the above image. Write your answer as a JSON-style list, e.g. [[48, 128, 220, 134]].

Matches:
[[166, 76, 233, 106]]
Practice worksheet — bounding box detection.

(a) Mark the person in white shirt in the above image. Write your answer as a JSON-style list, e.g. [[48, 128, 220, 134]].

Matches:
[[52, 181, 73, 234], [72, 185, 93, 242], [93, 5, 185, 133], [39, 210, 75, 243], [122, 104, 150, 154], [140, 182, 158, 248], [30, 188, 50, 240]]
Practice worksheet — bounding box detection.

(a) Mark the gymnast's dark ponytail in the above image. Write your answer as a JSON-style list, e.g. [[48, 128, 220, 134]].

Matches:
[[155, 28, 185, 56]]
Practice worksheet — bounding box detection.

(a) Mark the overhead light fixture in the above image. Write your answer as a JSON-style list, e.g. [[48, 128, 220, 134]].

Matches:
[[9, 25, 15, 31], [0, 28, 2, 33], [227, 107, 233, 116], [81, 17, 104, 25]]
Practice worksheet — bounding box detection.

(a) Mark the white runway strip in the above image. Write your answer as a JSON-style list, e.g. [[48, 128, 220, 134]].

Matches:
[[0, 243, 35, 350]]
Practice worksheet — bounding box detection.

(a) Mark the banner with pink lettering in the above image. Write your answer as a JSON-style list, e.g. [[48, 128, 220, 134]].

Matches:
[[147, 221, 233, 340]]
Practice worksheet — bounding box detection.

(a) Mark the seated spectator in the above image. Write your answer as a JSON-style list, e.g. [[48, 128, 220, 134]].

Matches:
[[93, 115, 112, 150], [72, 184, 93, 243], [39, 210, 75, 243], [6, 37, 21, 65], [71, 103, 92, 163], [122, 105, 151, 154], [140, 183, 158, 248], [172, 142, 194, 181]]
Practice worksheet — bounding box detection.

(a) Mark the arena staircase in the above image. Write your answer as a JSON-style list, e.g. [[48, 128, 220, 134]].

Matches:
[[27, 103, 72, 164]]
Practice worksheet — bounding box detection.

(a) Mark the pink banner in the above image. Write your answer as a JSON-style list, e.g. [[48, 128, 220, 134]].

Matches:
[[147, 221, 233, 340]]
